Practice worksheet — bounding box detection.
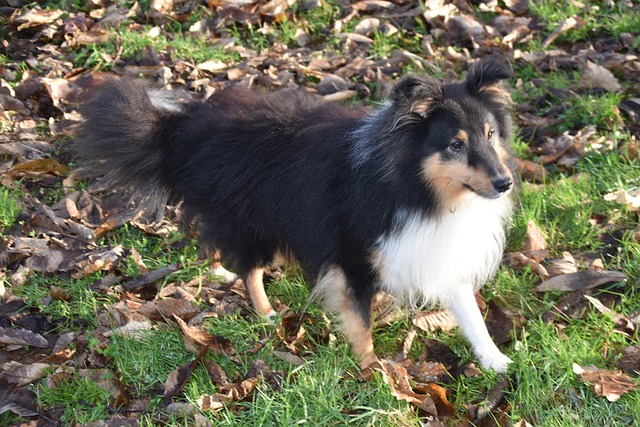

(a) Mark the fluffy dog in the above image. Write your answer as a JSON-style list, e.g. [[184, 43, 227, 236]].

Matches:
[[76, 57, 516, 372]]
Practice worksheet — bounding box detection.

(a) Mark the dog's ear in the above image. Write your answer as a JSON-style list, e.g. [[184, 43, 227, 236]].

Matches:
[[465, 57, 513, 102], [392, 76, 443, 118]]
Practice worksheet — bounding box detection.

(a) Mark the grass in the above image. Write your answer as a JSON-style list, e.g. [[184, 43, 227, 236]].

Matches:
[[530, 0, 640, 42], [1, 0, 639, 426], [0, 186, 21, 232]]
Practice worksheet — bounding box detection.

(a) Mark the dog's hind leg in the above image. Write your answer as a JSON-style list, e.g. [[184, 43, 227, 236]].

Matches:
[[245, 267, 277, 319], [313, 266, 376, 368], [448, 286, 512, 373]]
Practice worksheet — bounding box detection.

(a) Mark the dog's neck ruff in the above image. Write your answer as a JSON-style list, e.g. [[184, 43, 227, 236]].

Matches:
[[372, 193, 512, 306]]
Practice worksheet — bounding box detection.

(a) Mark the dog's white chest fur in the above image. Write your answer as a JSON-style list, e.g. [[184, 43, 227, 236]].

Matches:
[[372, 195, 511, 305]]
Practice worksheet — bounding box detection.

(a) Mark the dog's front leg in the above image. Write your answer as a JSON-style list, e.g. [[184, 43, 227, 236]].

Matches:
[[448, 286, 511, 373]]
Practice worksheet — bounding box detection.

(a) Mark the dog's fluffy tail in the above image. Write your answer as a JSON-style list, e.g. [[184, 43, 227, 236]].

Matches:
[[74, 79, 189, 215]]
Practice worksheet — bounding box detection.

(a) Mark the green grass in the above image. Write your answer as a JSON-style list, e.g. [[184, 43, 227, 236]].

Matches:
[[38, 372, 115, 424], [2, 0, 639, 426], [0, 186, 21, 232], [530, 0, 640, 43]]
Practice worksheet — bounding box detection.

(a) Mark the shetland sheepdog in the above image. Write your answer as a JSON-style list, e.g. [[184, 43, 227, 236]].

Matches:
[[76, 57, 516, 372]]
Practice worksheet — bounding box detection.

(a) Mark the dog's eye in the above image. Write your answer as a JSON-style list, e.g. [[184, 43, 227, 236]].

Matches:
[[487, 129, 494, 140], [450, 139, 465, 151]]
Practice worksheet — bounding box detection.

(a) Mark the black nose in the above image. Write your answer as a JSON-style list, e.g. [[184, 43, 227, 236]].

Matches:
[[492, 177, 513, 193]]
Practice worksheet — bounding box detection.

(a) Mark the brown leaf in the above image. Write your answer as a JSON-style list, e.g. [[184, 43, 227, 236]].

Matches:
[[272, 350, 305, 366], [412, 309, 457, 332], [121, 262, 181, 291], [505, 252, 549, 279], [174, 316, 237, 360], [413, 382, 455, 418], [534, 270, 627, 292], [514, 158, 547, 183], [394, 327, 418, 362], [276, 312, 311, 351], [468, 376, 510, 424], [615, 345, 640, 376], [604, 189, 640, 211], [77, 368, 129, 408], [503, 0, 529, 15], [0, 326, 49, 348], [0, 388, 40, 418], [138, 299, 201, 322], [580, 61, 621, 92], [73, 245, 124, 278], [197, 361, 270, 411], [361, 359, 438, 416], [546, 251, 577, 277], [1, 361, 50, 387], [50, 285, 72, 302], [6, 158, 69, 180], [203, 359, 229, 387], [13, 8, 64, 31], [162, 347, 208, 405], [523, 220, 546, 254], [542, 16, 578, 48], [130, 246, 149, 274], [573, 363, 637, 402], [485, 301, 526, 346]]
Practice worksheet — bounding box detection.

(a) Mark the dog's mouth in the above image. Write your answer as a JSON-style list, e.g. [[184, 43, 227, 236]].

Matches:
[[463, 181, 513, 199]]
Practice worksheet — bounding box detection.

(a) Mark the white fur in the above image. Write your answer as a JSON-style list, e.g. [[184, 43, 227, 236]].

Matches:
[[147, 89, 189, 113], [372, 193, 511, 306], [449, 286, 512, 372], [349, 101, 391, 167], [372, 193, 513, 372]]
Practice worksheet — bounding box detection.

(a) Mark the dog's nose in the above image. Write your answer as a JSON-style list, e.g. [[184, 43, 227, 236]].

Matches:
[[492, 177, 513, 194]]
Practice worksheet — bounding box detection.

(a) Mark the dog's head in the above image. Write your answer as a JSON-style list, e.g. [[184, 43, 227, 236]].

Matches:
[[391, 57, 515, 205]]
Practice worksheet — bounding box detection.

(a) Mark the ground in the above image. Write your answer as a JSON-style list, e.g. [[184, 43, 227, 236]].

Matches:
[[0, 0, 639, 426]]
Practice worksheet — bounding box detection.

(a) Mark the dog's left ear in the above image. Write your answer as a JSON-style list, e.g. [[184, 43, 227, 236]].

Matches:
[[392, 76, 443, 118], [465, 57, 513, 102]]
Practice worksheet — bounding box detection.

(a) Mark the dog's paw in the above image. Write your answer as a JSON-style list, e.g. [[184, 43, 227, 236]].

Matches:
[[209, 265, 238, 284], [479, 351, 512, 373]]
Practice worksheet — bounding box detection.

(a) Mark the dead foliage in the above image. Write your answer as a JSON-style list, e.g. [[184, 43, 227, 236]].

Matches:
[[0, 0, 638, 425]]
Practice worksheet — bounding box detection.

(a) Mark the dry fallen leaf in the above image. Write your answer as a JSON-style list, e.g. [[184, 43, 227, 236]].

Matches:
[[361, 359, 438, 416], [546, 251, 578, 277], [534, 270, 627, 292], [514, 158, 547, 183], [162, 347, 208, 405], [573, 363, 637, 402], [580, 61, 621, 92], [412, 309, 457, 333], [0, 361, 50, 387], [174, 315, 238, 360], [138, 299, 201, 322], [6, 158, 69, 180], [604, 189, 640, 211], [506, 252, 550, 279], [0, 326, 49, 348], [523, 219, 547, 256]]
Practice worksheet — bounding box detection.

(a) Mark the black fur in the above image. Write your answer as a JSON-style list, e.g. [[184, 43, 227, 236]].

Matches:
[[76, 57, 514, 328]]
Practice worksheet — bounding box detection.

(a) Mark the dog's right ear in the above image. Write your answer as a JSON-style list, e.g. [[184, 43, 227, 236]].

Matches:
[[392, 76, 443, 118]]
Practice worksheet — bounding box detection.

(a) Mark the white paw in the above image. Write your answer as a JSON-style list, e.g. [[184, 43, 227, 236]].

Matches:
[[265, 309, 278, 324], [478, 351, 512, 373], [209, 265, 238, 284]]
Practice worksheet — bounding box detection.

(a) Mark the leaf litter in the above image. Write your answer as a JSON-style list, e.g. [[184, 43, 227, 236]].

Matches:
[[0, 0, 639, 424]]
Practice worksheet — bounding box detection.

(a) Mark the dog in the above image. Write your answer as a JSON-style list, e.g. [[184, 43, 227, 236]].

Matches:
[[75, 56, 516, 372]]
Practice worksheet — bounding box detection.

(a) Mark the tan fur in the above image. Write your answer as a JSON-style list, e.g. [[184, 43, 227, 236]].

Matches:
[[484, 122, 492, 140], [479, 84, 511, 105], [421, 155, 474, 207], [454, 130, 469, 144], [245, 267, 274, 316], [410, 98, 435, 116], [312, 267, 376, 368], [494, 143, 514, 182]]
